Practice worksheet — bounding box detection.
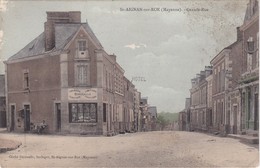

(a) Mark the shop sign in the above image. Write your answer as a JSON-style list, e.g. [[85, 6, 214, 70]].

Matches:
[[68, 88, 97, 101]]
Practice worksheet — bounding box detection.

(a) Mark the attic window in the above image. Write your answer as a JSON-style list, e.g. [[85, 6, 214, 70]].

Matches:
[[78, 40, 87, 51]]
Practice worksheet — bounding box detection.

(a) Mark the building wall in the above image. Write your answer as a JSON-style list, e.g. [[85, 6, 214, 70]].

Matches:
[[211, 51, 227, 132], [6, 54, 61, 132], [5, 11, 145, 136], [67, 28, 98, 88], [239, 1, 259, 132], [190, 76, 208, 131], [241, 19, 259, 74]]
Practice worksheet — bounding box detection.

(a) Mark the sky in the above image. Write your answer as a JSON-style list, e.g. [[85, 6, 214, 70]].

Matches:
[[0, 0, 248, 113]]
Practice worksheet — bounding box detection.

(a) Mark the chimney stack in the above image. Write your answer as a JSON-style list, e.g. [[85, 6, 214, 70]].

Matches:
[[205, 65, 213, 77], [236, 27, 242, 41], [44, 11, 81, 51]]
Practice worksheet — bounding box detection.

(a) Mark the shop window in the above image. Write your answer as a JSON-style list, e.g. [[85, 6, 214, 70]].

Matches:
[[69, 103, 97, 123]]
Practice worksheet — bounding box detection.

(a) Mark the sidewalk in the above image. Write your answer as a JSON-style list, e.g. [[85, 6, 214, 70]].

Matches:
[[228, 134, 259, 144], [0, 128, 8, 133]]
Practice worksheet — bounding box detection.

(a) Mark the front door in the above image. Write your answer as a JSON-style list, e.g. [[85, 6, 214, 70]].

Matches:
[[233, 106, 237, 134], [24, 105, 30, 132], [10, 105, 15, 132], [56, 103, 61, 132], [254, 93, 258, 130]]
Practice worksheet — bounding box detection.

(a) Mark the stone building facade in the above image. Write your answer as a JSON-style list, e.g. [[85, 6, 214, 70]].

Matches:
[[178, 98, 191, 131], [5, 11, 142, 136], [205, 73, 213, 130], [140, 97, 149, 131], [189, 66, 212, 132], [183, 0, 258, 138], [239, 0, 259, 134], [133, 89, 141, 132], [147, 106, 157, 131]]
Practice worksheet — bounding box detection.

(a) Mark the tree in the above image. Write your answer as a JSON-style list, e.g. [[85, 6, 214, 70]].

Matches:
[[156, 115, 168, 130]]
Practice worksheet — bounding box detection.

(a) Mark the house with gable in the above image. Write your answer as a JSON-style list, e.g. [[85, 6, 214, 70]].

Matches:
[[5, 11, 131, 135]]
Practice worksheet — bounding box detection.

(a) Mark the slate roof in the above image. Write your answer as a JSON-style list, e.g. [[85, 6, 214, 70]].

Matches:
[[8, 22, 103, 61], [8, 33, 45, 61]]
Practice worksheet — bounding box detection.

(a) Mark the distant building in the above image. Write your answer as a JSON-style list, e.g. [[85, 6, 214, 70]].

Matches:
[[148, 106, 157, 118], [178, 98, 191, 131], [205, 72, 213, 131], [140, 97, 149, 131], [190, 66, 212, 132], [123, 77, 135, 133], [148, 106, 157, 131], [133, 89, 141, 132], [0, 75, 6, 127]]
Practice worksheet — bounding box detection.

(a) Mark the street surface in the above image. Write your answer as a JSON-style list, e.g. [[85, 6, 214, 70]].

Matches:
[[0, 131, 258, 167]]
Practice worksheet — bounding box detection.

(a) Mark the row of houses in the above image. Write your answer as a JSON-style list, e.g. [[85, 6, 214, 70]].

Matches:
[[179, 0, 259, 137], [1, 11, 157, 136]]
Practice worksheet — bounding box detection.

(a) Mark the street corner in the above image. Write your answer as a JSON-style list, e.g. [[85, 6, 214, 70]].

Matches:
[[0, 138, 22, 153]]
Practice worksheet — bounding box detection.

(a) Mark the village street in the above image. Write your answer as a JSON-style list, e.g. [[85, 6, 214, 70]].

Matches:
[[0, 131, 258, 167]]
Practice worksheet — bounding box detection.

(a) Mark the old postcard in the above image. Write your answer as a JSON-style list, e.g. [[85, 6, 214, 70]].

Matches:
[[0, 0, 259, 167]]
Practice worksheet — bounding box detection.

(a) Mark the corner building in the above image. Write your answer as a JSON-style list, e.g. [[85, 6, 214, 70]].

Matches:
[[5, 11, 133, 135]]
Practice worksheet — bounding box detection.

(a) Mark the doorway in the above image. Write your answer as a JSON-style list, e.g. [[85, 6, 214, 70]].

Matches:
[[56, 103, 61, 132], [10, 105, 15, 132], [254, 93, 258, 130], [24, 105, 30, 132], [233, 105, 238, 134]]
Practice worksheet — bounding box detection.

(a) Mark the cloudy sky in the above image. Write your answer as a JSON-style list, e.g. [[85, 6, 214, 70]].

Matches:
[[0, 0, 248, 113]]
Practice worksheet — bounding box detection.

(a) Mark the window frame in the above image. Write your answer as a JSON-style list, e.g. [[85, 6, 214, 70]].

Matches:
[[23, 70, 29, 90], [69, 103, 97, 123], [78, 40, 87, 52], [74, 62, 90, 87]]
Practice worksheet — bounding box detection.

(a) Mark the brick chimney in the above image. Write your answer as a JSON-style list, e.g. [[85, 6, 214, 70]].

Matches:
[[236, 27, 242, 41], [44, 11, 81, 51], [204, 65, 213, 77]]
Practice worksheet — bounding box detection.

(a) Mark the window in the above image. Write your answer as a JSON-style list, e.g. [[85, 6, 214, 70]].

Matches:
[[75, 64, 89, 86], [78, 40, 87, 51], [69, 103, 97, 123], [221, 69, 225, 91], [103, 103, 106, 122], [78, 65, 87, 85], [247, 53, 253, 71], [256, 33, 259, 68], [23, 72, 29, 89]]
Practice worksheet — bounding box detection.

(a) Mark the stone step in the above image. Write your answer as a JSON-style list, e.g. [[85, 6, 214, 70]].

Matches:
[[228, 134, 259, 144]]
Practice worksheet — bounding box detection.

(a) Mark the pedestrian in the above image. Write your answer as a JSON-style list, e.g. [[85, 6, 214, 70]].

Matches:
[[38, 120, 47, 134]]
